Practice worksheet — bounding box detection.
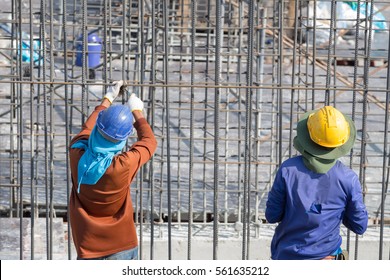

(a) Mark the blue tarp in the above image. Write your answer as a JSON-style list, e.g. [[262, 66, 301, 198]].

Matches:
[[0, 23, 42, 65]]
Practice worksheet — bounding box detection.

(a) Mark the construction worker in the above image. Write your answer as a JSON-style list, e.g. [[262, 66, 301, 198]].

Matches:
[[69, 80, 157, 260], [265, 106, 368, 260]]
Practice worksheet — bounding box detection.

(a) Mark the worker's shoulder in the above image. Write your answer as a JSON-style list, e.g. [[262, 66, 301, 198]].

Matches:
[[70, 133, 89, 146], [280, 156, 304, 168], [333, 160, 359, 178]]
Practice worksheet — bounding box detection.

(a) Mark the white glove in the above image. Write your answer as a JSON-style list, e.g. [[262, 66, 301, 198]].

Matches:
[[128, 93, 144, 112], [104, 80, 124, 103]]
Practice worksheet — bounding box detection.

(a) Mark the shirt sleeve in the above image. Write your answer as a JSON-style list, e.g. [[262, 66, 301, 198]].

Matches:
[[120, 118, 157, 185], [342, 175, 368, 235], [265, 167, 287, 223]]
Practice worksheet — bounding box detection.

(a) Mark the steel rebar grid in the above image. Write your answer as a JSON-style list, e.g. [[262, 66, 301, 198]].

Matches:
[[0, 0, 390, 260]]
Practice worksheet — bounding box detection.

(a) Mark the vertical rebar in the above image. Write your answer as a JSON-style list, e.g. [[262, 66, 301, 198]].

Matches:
[[253, 1, 259, 239], [325, 0, 336, 106], [356, 0, 375, 260], [143, 0, 155, 260], [69, 0, 76, 135], [213, 0, 223, 260], [289, 0, 299, 157], [62, 0, 72, 260], [10, 0, 16, 221], [277, 0, 284, 167], [254, 1, 266, 238], [163, 0, 173, 260], [187, 0, 196, 260], [348, 0, 362, 254], [269, 0, 278, 221], [202, 0, 212, 225], [331, 0, 338, 106], [236, 0, 243, 227], [103, 0, 108, 84], [49, 0, 55, 260], [17, 0, 24, 260], [138, 0, 145, 259], [224, 0, 231, 229], [108, 0, 113, 79], [176, 0, 183, 232], [39, 0, 50, 260], [302, 1, 310, 110], [311, 0, 317, 108], [35, 0, 42, 228], [242, 0, 255, 261], [122, 0, 127, 82], [29, 0, 35, 260], [81, 0, 87, 123], [380, 30, 390, 259]]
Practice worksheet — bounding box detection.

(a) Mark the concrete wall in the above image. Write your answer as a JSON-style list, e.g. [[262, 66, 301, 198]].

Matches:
[[141, 236, 390, 260], [1, 218, 389, 260]]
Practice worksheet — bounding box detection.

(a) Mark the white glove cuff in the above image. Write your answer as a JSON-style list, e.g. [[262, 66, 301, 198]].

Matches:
[[103, 95, 114, 104]]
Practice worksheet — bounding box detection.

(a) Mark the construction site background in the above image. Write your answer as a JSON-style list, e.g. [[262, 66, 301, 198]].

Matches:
[[0, 0, 389, 260]]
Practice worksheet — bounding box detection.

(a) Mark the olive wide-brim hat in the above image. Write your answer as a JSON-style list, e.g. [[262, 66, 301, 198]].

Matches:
[[293, 110, 357, 160]]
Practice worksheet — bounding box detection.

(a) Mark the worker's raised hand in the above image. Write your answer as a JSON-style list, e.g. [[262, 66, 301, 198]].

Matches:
[[128, 93, 144, 112], [103, 80, 124, 104]]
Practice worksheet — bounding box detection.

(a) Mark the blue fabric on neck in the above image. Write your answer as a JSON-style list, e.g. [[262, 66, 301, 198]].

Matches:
[[331, 247, 342, 256], [71, 126, 126, 193]]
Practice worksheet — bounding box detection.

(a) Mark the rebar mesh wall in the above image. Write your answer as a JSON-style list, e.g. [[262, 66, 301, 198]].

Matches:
[[0, 0, 389, 260]]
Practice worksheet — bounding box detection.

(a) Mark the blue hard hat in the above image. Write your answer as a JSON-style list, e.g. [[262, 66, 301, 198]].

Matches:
[[96, 105, 133, 141]]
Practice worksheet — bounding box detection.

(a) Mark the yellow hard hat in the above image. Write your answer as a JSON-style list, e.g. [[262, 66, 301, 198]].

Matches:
[[307, 106, 350, 148]]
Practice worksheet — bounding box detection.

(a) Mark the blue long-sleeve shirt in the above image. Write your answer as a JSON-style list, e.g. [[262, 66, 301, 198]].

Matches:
[[265, 156, 368, 260]]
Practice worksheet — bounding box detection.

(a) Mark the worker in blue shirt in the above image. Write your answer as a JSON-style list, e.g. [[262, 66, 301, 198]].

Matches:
[[265, 106, 368, 260]]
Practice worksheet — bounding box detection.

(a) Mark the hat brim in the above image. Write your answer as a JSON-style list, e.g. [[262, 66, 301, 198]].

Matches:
[[293, 110, 356, 160]]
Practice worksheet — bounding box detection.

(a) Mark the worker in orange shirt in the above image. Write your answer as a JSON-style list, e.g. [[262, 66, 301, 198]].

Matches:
[[69, 80, 157, 260]]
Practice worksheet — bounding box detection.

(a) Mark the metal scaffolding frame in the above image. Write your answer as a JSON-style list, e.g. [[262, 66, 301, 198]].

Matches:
[[0, 0, 389, 260]]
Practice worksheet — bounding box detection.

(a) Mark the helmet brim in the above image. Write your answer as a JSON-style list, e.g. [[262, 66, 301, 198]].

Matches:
[[293, 110, 356, 160]]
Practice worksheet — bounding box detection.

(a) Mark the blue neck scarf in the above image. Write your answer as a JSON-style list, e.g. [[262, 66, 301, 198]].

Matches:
[[71, 126, 126, 193]]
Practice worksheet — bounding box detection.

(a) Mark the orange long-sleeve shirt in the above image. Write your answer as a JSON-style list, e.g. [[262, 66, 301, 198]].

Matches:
[[69, 105, 157, 259]]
